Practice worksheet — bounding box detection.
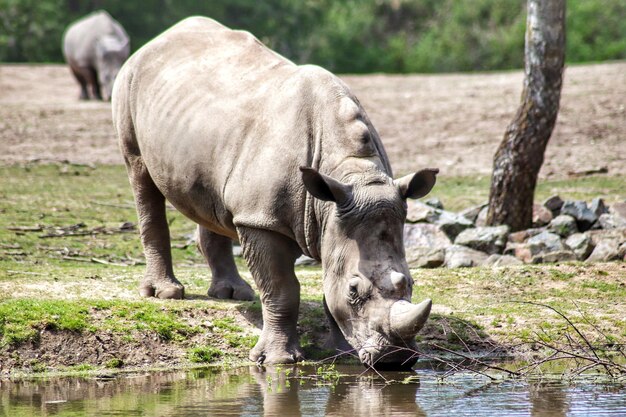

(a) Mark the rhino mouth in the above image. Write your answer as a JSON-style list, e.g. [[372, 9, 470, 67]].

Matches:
[[357, 334, 420, 370]]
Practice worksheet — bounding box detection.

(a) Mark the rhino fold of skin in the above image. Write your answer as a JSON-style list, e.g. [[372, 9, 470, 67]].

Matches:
[[112, 17, 437, 369], [62, 10, 130, 101]]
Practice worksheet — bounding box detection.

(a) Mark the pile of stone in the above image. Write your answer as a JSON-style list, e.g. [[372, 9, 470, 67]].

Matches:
[[404, 196, 626, 268]]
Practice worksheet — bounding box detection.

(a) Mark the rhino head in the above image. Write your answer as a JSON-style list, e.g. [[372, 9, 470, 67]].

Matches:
[[301, 166, 438, 369], [95, 35, 129, 101]]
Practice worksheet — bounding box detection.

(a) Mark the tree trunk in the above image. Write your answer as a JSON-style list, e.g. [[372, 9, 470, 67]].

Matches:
[[486, 0, 565, 232]]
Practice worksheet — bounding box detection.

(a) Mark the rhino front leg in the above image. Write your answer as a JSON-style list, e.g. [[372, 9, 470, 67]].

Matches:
[[124, 157, 184, 299], [197, 226, 255, 301], [238, 227, 304, 365]]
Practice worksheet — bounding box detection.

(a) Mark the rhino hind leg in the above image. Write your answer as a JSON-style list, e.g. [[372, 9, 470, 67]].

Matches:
[[69, 65, 89, 100], [123, 156, 184, 299], [197, 226, 255, 301], [238, 227, 304, 365], [87, 67, 102, 100]]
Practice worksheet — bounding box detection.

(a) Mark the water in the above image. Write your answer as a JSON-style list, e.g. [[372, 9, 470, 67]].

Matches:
[[1, 365, 625, 416]]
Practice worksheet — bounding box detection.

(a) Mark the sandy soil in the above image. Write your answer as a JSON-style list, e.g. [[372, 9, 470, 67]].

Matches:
[[1, 62, 624, 178]]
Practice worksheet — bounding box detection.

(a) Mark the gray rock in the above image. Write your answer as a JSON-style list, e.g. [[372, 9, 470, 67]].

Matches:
[[533, 204, 553, 227], [405, 201, 473, 240], [444, 244, 489, 268], [424, 197, 444, 210], [483, 254, 523, 267], [618, 242, 626, 261], [406, 201, 437, 223], [295, 255, 319, 266], [543, 195, 564, 215], [610, 202, 626, 222], [565, 233, 594, 260], [586, 240, 621, 262], [561, 201, 598, 231], [548, 214, 578, 237], [531, 250, 578, 264], [403, 223, 452, 249], [508, 227, 546, 243], [504, 242, 534, 263], [597, 213, 626, 230], [590, 198, 609, 217], [508, 231, 574, 264], [527, 231, 564, 253], [436, 211, 474, 240], [588, 228, 626, 246], [454, 225, 510, 254], [406, 247, 445, 268], [459, 204, 486, 223], [475, 206, 489, 227]]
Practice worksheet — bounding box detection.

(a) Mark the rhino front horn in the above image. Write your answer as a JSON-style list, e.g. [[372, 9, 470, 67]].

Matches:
[[389, 299, 432, 338]]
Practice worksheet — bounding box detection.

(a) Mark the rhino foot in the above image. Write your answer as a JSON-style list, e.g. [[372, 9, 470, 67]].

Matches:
[[139, 280, 185, 299], [208, 278, 255, 301], [249, 338, 304, 365]]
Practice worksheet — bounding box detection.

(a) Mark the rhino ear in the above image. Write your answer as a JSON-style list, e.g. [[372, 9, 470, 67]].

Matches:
[[300, 167, 352, 204], [394, 168, 439, 199]]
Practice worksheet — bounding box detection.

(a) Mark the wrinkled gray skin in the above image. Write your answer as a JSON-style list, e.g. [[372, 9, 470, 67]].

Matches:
[[62, 10, 129, 101], [112, 17, 437, 369]]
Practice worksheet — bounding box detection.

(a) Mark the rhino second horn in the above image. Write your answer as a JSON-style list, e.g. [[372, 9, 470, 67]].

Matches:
[[390, 271, 407, 289], [389, 299, 432, 338]]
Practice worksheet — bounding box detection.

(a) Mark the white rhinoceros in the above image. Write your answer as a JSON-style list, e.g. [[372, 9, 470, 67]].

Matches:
[[62, 10, 129, 100], [112, 17, 437, 369]]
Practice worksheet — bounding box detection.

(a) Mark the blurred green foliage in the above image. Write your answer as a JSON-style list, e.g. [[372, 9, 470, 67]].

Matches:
[[0, 0, 624, 72]]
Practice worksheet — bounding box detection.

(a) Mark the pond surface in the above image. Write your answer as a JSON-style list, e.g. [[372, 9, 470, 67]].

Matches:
[[1, 364, 625, 416]]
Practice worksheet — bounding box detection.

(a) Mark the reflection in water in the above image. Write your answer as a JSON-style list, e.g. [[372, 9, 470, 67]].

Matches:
[[251, 366, 303, 417], [530, 381, 568, 417], [325, 378, 425, 417], [1, 365, 625, 416]]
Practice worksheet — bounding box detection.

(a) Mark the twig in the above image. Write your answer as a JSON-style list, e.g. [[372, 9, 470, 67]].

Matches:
[[39, 231, 95, 238], [91, 257, 127, 266], [533, 339, 624, 371], [62, 256, 92, 263], [6, 270, 47, 276], [7, 225, 42, 232], [510, 301, 615, 377], [61, 255, 135, 267], [0, 243, 22, 249], [90, 200, 135, 209], [428, 343, 519, 378]]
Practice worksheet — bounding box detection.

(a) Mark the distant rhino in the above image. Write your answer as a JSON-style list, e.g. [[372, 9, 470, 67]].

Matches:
[[112, 17, 437, 369], [62, 10, 129, 101]]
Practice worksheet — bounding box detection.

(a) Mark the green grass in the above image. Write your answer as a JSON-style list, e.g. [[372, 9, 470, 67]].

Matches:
[[0, 298, 201, 347], [0, 299, 92, 347], [187, 346, 223, 363], [0, 163, 217, 270], [212, 317, 242, 333], [431, 174, 625, 212], [105, 358, 124, 369], [224, 333, 258, 349], [95, 300, 199, 341]]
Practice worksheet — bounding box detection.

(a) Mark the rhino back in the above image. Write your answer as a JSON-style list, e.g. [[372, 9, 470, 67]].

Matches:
[[63, 10, 128, 66], [116, 17, 390, 244]]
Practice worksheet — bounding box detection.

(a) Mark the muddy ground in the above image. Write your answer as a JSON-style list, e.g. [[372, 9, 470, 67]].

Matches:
[[1, 62, 625, 177], [1, 62, 625, 377]]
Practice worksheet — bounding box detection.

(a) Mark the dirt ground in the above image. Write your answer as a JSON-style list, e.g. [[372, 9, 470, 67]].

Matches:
[[1, 62, 624, 177]]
